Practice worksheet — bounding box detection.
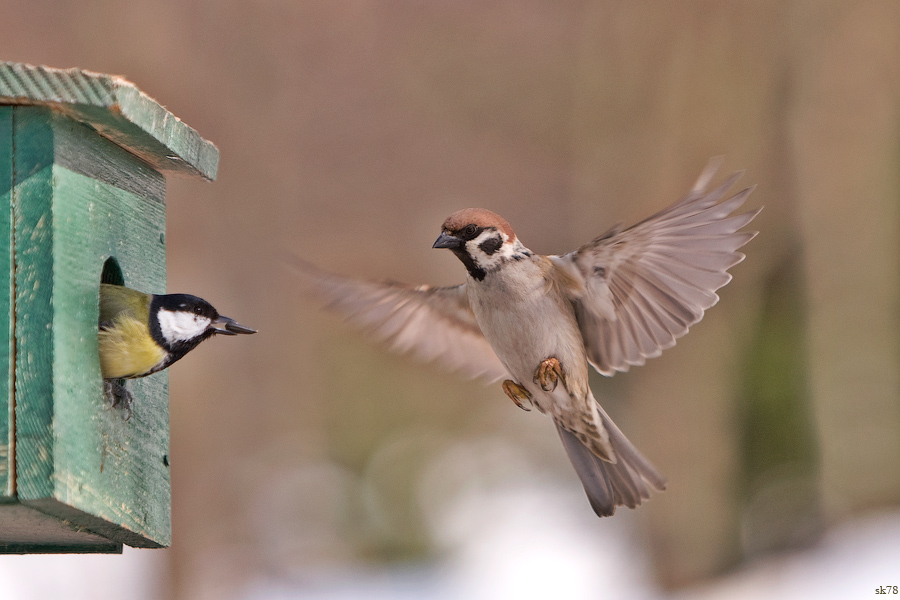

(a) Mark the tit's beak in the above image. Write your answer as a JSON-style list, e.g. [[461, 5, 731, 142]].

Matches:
[[211, 315, 257, 336], [432, 231, 460, 249]]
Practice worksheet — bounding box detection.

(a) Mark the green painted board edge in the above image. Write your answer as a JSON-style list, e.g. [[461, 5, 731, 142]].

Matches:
[[0, 62, 218, 181], [0, 108, 11, 500]]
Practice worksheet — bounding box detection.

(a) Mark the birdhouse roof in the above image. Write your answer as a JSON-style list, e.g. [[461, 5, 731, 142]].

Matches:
[[0, 61, 218, 181]]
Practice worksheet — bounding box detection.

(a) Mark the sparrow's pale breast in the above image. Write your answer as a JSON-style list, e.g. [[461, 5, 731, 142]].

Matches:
[[467, 259, 587, 398]]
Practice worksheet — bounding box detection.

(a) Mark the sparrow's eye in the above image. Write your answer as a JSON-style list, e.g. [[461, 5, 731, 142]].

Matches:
[[463, 224, 478, 238]]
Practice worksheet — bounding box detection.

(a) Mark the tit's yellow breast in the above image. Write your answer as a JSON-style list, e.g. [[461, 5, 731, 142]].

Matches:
[[98, 314, 167, 379]]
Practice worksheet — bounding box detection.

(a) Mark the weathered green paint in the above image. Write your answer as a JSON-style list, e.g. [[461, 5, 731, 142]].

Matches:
[[0, 62, 218, 181], [8, 107, 170, 550], [0, 62, 218, 553], [0, 107, 12, 501]]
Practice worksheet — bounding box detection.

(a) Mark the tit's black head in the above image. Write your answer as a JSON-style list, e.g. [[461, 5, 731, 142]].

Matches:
[[141, 292, 256, 375], [149, 294, 221, 355], [157, 294, 220, 320]]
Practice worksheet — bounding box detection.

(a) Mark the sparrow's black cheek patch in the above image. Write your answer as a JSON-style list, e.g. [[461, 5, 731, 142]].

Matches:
[[479, 236, 502, 255], [452, 248, 487, 281]]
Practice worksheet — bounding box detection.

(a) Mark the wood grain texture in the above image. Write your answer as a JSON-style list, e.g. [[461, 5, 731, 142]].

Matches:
[[12, 107, 55, 502], [0, 107, 11, 501], [0, 502, 121, 554], [0, 61, 218, 181], [13, 107, 170, 548]]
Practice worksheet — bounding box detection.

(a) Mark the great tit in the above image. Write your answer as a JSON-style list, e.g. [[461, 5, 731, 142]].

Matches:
[[98, 283, 256, 380]]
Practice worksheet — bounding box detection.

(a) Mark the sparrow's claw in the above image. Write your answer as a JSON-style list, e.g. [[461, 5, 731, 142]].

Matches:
[[502, 379, 533, 411], [534, 357, 565, 392]]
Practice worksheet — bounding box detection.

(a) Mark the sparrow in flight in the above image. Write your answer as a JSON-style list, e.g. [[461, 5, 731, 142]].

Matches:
[[295, 161, 759, 517]]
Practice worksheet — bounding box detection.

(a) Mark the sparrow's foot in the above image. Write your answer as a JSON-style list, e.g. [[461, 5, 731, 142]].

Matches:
[[103, 379, 133, 420], [534, 357, 565, 392], [502, 379, 533, 412]]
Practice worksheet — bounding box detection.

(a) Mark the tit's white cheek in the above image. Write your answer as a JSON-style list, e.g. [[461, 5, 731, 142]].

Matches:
[[158, 310, 211, 343]]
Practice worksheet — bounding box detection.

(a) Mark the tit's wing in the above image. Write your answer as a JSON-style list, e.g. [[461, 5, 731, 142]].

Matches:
[[553, 160, 760, 375], [99, 283, 151, 330], [290, 258, 509, 382]]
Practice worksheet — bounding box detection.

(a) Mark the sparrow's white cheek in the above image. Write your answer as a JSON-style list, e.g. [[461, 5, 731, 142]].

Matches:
[[157, 310, 211, 343], [466, 232, 519, 269]]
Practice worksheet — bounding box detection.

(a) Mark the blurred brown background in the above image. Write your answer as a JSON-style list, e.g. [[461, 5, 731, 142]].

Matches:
[[3, 1, 900, 598]]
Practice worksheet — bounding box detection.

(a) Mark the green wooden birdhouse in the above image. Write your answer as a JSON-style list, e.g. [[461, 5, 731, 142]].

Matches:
[[0, 62, 218, 553]]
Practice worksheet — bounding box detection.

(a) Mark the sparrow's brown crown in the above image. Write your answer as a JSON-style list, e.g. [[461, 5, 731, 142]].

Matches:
[[441, 208, 516, 240]]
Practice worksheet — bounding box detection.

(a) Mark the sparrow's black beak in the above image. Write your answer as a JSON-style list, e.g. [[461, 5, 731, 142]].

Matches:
[[211, 315, 257, 336], [432, 231, 460, 249]]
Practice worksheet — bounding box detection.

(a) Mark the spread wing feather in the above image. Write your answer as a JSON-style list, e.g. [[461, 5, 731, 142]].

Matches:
[[290, 258, 509, 382], [555, 163, 760, 376]]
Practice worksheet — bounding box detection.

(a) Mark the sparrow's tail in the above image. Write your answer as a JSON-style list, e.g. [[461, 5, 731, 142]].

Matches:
[[556, 403, 666, 517]]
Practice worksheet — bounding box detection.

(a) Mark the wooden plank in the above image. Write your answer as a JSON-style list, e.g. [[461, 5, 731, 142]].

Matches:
[[12, 107, 54, 502], [0, 62, 218, 181], [13, 107, 170, 548], [0, 502, 121, 554], [0, 107, 11, 500]]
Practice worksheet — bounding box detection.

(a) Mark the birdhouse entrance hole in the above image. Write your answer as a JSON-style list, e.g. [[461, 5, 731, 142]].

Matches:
[[101, 257, 124, 286]]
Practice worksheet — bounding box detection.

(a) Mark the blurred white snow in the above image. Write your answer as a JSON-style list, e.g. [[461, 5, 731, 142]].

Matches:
[[1, 485, 897, 600]]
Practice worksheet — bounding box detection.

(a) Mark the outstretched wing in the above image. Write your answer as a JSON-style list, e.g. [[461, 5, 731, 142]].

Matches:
[[290, 258, 509, 382], [554, 160, 760, 376]]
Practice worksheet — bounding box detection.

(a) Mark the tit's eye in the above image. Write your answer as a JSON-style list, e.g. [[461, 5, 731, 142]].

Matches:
[[193, 306, 203, 315], [463, 224, 477, 238]]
